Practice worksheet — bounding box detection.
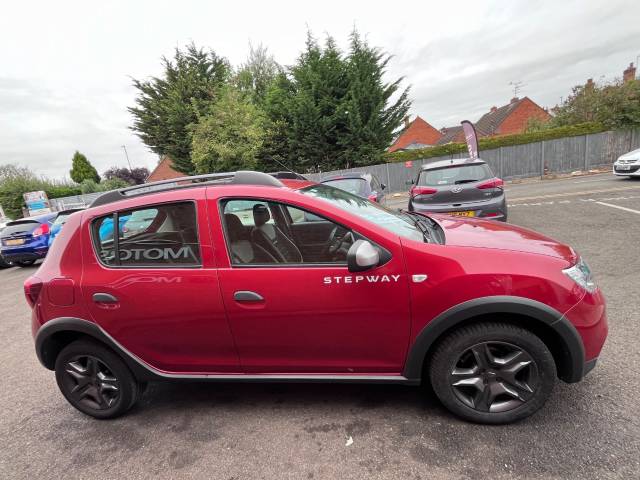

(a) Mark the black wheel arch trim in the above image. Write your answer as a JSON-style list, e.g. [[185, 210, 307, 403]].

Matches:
[[402, 295, 586, 383], [35, 317, 159, 381]]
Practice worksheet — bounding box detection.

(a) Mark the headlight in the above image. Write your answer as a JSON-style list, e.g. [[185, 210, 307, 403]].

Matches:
[[563, 257, 597, 293]]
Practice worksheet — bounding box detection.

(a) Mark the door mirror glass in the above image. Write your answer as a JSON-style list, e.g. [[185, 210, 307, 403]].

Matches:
[[347, 240, 380, 272]]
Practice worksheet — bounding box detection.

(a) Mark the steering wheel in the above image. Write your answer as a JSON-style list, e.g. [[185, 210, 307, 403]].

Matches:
[[324, 226, 353, 257]]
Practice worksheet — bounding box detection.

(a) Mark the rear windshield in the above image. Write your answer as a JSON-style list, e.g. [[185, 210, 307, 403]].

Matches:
[[418, 163, 492, 187], [322, 178, 368, 196], [1, 221, 39, 236]]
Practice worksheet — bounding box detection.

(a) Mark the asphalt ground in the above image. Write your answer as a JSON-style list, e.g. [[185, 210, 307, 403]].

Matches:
[[1, 172, 639, 480]]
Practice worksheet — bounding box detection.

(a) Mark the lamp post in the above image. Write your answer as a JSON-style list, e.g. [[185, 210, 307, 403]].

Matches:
[[121, 145, 133, 170]]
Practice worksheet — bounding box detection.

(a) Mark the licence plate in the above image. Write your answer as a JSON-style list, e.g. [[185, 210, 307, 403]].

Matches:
[[4, 239, 25, 246], [448, 211, 475, 217], [617, 165, 631, 170]]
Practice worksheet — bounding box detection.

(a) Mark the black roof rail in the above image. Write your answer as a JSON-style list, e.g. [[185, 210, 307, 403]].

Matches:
[[90, 170, 285, 208]]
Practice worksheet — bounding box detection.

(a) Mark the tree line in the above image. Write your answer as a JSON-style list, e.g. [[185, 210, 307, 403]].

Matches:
[[128, 30, 411, 175]]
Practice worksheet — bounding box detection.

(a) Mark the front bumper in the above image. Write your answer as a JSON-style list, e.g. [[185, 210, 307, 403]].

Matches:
[[613, 164, 640, 176]]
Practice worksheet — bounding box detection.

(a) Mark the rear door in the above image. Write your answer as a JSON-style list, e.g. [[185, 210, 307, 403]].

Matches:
[[81, 191, 239, 374]]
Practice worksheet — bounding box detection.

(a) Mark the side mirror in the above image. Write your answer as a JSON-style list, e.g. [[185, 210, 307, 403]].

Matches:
[[405, 179, 414, 186], [380, 183, 387, 191], [347, 240, 380, 272]]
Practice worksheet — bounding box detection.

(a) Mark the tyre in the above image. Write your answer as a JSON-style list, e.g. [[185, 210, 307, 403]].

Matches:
[[16, 260, 35, 267], [429, 322, 556, 424], [55, 339, 141, 419]]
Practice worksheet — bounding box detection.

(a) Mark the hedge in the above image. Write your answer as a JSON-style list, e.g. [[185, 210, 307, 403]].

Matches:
[[384, 122, 607, 163]]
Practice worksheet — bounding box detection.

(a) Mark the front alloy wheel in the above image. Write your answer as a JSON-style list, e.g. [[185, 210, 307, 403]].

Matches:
[[449, 341, 538, 413], [430, 323, 556, 424]]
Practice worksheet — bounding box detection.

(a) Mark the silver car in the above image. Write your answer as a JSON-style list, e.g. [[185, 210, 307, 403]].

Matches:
[[407, 158, 507, 221], [613, 148, 640, 177]]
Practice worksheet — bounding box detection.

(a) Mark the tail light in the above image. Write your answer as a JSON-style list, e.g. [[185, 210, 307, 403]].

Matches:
[[410, 186, 438, 197], [32, 223, 50, 237], [367, 194, 378, 202], [24, 276, 43, 307], [483, 212, 499, 218], [477, 178, 504, 190]]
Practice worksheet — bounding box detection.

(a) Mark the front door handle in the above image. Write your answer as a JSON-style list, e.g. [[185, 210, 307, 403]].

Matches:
[[233, 291, 264, 302], [93, 293, 119, 304]]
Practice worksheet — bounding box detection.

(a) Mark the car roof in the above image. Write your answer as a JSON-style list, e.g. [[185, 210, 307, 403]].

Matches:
[[321, 173, 371, 182], [421, 158, 486, 171]]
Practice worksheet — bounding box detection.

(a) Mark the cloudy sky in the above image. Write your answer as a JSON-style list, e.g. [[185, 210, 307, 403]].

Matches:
[[1, 0, 638, 179]]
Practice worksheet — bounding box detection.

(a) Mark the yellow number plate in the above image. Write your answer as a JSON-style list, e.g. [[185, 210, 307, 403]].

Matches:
[[5, 239, 25, 246], [448, 211, 475, 217]]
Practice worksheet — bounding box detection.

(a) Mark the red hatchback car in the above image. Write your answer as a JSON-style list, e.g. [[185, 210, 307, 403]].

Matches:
[[25, 171, 607, 423]]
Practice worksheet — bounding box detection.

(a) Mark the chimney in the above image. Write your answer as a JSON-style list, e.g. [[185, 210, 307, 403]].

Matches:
[[510, 97, 519, 104], [403, 115, 411, 129], [490, 106, 498, 113], [623, 63, 636, 83]]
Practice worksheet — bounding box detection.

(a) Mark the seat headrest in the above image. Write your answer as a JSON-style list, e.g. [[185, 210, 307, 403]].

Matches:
[[253, 204, 270, 227], [225, 214, 246, 241]]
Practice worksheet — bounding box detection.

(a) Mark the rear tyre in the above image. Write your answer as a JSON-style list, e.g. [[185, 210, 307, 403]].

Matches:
[[55, 340, 140, 419], [16, 260, 35, 267], [429, 322, 555, 424]]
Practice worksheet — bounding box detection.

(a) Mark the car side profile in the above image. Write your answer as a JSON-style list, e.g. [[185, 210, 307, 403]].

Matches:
[[408, 159, 507, 221], [321, 172, 387, 205], [1, 213, 57, 267], [26, 171, 607, 424]]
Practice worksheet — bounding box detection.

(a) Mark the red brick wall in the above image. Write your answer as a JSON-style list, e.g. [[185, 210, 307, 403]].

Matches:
[[388, 117, 443, 152], [497, 98, 550, 136]]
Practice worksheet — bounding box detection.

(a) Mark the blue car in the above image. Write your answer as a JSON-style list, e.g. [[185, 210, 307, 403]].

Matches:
[[0, 213, 57, 267], [47, 208, 84, 247]]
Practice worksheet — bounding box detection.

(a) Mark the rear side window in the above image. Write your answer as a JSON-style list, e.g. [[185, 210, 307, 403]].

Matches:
[[418, 164, 493, 186], [92, 202, 201, 267]]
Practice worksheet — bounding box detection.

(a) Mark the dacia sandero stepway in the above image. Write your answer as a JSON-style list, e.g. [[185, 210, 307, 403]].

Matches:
[[25, 171, 607, 423]]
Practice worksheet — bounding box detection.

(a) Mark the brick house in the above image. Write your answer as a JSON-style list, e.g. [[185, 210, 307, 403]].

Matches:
[[146, 156, 184, 182], [435, 96, 550, 145], [388, 116, 443, 152]]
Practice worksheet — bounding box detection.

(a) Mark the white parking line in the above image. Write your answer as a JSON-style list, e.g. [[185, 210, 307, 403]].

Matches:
[[573, 177, 614, 184], [594, 201, 640, 215]]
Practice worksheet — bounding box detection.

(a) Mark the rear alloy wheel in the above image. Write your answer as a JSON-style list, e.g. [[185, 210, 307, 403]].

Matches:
[[430, 323, 556, 424], [55, 340, 140, 419]]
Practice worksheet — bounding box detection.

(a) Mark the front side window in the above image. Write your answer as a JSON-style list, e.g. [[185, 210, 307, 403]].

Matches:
[[221, 199, 352, 266], [299, 185, 423, 242], [92, 202, 201, 267], [321, 178, 368, 196]]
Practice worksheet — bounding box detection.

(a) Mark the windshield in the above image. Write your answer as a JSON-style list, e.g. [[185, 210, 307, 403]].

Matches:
[[321, 178, 367, 196], [300, 184, 423, 241], [418, 163, 492, 186]]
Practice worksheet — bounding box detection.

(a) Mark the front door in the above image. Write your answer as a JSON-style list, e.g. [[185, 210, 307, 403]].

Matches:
[[212, 197, 411, 374], [81, 193, 239, 374]]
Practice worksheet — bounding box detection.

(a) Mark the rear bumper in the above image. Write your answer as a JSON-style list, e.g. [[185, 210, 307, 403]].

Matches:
[[0, 249, 47, 263], [409, 196, 507, 221]]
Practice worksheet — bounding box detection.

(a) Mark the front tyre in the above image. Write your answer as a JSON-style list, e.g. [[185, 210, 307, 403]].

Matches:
[[429, 323, 556, 424], [55, 340, 140, 419]]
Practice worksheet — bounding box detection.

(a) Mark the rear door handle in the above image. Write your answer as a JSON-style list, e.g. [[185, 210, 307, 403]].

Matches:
[[93, 293, 119, 304], [233, 291, 264, 302]]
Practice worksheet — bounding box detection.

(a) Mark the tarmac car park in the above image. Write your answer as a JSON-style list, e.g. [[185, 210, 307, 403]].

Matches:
[[25, 171, 606, 424]]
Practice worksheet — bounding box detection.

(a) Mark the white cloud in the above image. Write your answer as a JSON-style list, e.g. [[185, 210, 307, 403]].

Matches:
[[1, 0, 638, 178]]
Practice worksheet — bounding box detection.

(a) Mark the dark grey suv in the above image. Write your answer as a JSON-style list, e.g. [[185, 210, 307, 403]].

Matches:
[[407, 158, 507, 221]]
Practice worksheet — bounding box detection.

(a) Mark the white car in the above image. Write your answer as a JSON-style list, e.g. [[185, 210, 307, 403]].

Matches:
[[613, 148, 640, 177]]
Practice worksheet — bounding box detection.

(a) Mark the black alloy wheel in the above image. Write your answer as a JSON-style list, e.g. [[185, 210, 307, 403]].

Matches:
[[429, 322, 556, 424], [55, 340, 141, 419]]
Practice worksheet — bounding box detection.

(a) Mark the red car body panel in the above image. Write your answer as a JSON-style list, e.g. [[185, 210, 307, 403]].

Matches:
[[28, 180, 608, 380]]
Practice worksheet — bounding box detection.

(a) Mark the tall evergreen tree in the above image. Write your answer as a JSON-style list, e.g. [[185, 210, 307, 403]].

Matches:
[[69, 151, 100, 183], [338, 30, 411, 167], [128, 43, 230, 174]]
